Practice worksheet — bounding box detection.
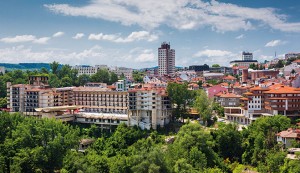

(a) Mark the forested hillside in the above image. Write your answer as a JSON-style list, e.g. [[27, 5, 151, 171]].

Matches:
[[0, 112, 299, 173]]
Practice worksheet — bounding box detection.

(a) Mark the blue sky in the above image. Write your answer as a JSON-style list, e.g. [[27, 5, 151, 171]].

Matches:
[[1, 0, 300, 68]]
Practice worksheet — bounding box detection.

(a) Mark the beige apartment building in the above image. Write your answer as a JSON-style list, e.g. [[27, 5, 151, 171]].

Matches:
[[128, 87, 172, 130], [73, 87, 128, 114]]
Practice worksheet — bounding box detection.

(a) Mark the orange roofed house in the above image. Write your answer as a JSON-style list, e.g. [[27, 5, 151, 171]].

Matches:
[[225, 83, 300, 125], [277, 128, 300, 148]]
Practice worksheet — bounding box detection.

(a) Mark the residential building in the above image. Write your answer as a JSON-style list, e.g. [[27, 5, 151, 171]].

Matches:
[[115, 79, 127, 91], [203, 72, 224, 81], [285, 53, 300, 60], [225, 83, 300, 125], [223, 75, 237, 84], [249, 69, 279, 81], [206, 85, 228, 98], [215, 92, 242, 107], [7, 83, 30, 112], [189, 64, 209, 72], [277, 128, 300, 148], [8, 76, 73, 113], [230, 52, 258, 67], [72, 65, 108, 76], [283, 60, 300, 76], [128, 87, 172, 130], [230, 60, 258, 68], [158, 42, 175, 76], [72, 65, 97, 76], [209, 66, 233, 74], [109, 66, 133, 80]]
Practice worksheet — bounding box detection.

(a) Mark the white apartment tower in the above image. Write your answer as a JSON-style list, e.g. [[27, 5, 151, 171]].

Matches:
[[158, 42, 175, 76], [242, 52, 253, 61]]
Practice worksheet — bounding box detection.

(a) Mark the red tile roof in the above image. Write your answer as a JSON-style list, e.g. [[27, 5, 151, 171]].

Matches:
[[277, 128, 300, 139]]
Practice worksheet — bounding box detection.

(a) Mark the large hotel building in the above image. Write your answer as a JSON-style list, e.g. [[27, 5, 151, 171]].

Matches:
[[7, 76, 172, 130]]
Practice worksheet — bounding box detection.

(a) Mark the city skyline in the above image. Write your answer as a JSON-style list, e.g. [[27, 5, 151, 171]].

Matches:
[[1, 0, 300, 68]]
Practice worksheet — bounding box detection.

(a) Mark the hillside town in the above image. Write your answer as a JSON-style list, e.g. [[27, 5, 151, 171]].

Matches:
[[1, 42, 300, 172]]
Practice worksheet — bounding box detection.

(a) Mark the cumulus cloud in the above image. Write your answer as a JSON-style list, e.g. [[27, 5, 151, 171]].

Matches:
[[265, 40, 286, 47], [194, 49, 233, 57], [134, 49, 156, 62], [72, 33, 85, 39], [45, 0, 300, 32], [0, 35, 50, 44], [0, 45, 157, 68], [52, 31, 64, 37], [88, 31, 158, 43], [235, 34, 244, 39]]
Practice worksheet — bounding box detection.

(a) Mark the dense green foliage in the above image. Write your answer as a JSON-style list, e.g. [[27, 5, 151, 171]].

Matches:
[[132, 71, 144, 83], [212, 64, 220, 68], [0, 112, 299, 173], [167, 83, 195, 121], [249, 63, 264, 70], [193, 89, 213, 126], [0, 112, 80, 172]]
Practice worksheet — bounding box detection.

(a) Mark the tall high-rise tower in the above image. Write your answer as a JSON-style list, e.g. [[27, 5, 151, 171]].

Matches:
[[158, 42, 175, 76]]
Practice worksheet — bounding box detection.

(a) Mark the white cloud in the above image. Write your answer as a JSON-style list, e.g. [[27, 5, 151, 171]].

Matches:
[[52, 31, 64, 37], [89, 33, 119, 41], [0, 45, 157, 68], [135, 49, 156, 62], [88, 31, 158, 43], [33, 37, 51, 44], [194, 49, 233, 57], [45, 0, 300, 32], [0, 35, 50, 44], [265, 39, 286, 47], [235, 34, 244, 39], [72, 33, 85, 39]]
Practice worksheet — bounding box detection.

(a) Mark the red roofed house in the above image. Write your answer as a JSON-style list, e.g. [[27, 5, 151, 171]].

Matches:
[[206, 85, 228, 98], [223, 75, 237, 84], [216, 92, 242, 107], [277, 128, 300, 148]]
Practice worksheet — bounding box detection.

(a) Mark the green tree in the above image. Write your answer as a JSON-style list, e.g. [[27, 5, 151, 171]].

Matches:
[[242, 115, 291, 166], [280, 159, 300, 173], [40, 67, 49, 74], [132, 71, 144, 83], [193, 89, 213, 126], [77, 74, 91, 86], [110, 72, 119, 85], [50, 61, 60, 75], [91, 69, 110, 83], [166, 123, 223, 171], [48, 73, 60, 88], [120, 73, 125, 79], [212, 123, 243, 162], [275, 60, 284, 68], [0, 97, 7, 108], [212, 64, 220, 68], [61, 76, 72, 87], [167, 83, 194, 121]]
